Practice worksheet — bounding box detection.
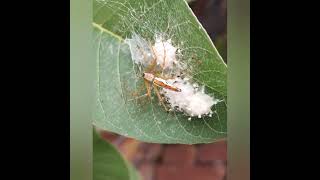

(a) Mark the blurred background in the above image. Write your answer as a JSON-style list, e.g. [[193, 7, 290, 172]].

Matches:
[[99, 0, 227, 179]]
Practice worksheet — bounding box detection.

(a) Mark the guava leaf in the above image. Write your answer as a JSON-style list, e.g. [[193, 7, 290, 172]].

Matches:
[[93, 130, 140, 180], [93, 0, 227, 144]]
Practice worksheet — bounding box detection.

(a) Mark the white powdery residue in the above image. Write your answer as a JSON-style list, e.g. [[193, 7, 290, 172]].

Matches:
[[162, 78, 220, 118], [152, 36, 178, 70], [124, 33, 154, 67]]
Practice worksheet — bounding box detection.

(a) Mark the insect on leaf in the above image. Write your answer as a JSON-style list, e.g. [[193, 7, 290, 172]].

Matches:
[[93, 0, 227, 144]]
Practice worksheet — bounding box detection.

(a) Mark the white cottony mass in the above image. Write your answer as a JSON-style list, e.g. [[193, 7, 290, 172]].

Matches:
[[124, 33, 154, 67], [125, 34, 179, 69], [162, 78, 220, 118], [125, 33, 220, 119], [152, 37, 178, 69]]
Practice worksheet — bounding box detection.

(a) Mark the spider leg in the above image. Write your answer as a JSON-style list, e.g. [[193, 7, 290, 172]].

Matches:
[[129, 80, 152, 102], [144, 79, 152, 99], [130, 77, 148, 96], [127, 93, 149, 102], [154, 85, 169, 112], [127, 81, 149, 102], [156, 74, 172, 80], [148, 45, 158, 73], [161, 41, 167, 75], [145, 57, 157, 73]]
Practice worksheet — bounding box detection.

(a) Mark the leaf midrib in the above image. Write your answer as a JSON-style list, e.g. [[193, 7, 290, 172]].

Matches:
[[93, 22, 124, 41]]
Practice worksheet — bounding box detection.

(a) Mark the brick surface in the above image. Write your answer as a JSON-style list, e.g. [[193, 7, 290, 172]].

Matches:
[[197, 141, 227, 161], [162, 145, 196, 166], [132, 147, 145, 164], [155, 165, 225, 180], [132, 143, 163, 164], [211, 160, 227, 179], [138, 162, 154, 180], [144, 143, 163, 161]]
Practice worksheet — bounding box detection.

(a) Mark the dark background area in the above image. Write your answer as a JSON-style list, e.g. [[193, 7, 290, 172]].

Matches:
[[100, 0, 227, 179], [191, 0, 227, 62]]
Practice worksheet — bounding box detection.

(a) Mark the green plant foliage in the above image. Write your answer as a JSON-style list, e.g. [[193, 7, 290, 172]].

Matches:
[[93, 0, 227, 144], [93, 130, 140, 180]]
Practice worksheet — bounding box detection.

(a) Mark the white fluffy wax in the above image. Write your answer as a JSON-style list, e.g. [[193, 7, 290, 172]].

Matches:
[[162, 78, 219, 118], [152, 38, 178, 69], [125, 34, 178, 70], [124, 33, 154, 67]]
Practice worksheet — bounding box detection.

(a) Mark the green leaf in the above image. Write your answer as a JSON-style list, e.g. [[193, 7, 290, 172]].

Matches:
[[128, 163, 140, 180], [185, 0, 196, 3], [93, 130, 140, 180], [93, 0, 227, 144]]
